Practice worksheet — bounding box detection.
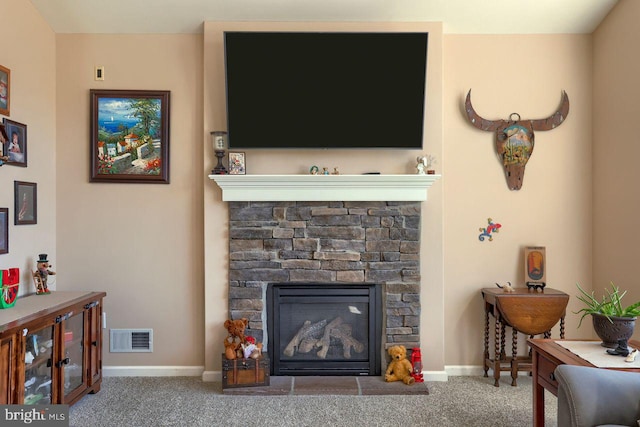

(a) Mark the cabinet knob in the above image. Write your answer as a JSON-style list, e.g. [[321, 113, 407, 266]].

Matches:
[[56, 357, 70, 368], [549, 372, 556, 382], [92, 340, 98, 347]]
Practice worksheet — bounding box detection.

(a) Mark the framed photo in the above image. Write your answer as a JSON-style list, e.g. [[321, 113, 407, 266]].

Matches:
[[2, 119, 27, 167], [14, 181, 37, 225], [90, 89, 170, 183], [0, 65, 10, 116], [228, 152, 246, 175], [524, 246, 546, 286], [0, 208, 7, 254]]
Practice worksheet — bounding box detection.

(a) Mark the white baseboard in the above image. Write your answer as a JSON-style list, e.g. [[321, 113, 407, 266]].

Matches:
[[103, 366, 204, 377], [104, 366, 486, 381], [445, 365, 485, 376]]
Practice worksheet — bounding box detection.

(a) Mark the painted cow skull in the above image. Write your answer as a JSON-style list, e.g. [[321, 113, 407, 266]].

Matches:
[[465, 90, 569, 190]]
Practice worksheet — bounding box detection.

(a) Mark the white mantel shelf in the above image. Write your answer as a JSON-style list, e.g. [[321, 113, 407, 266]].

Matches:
[[209, 174, 441, 202]]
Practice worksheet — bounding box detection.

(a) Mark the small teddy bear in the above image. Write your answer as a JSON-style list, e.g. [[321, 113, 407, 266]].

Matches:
[[385, 345, 415, 385], [223, 318, 249, 359]]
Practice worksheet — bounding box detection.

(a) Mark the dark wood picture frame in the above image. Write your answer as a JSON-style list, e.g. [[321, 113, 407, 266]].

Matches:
[[0, 64, 10, 116], [14, 181, 37, 225], [0, 208, 8, 254], [90, 89, 170, 183], [3, 118, 27, 167]]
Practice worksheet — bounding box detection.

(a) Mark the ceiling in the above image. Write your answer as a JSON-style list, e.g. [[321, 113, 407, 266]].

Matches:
[[30, 0, 618, 35]]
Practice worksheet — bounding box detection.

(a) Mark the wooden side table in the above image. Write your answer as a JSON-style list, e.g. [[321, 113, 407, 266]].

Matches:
[[482, 287, 569, 386]]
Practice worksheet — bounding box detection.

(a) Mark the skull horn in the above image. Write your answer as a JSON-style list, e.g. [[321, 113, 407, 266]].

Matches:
[[465, 89, 504, 131], [530, 91, 570, 131]]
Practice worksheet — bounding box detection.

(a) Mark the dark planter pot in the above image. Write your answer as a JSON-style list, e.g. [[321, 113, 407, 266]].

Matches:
[[591, 313, 636, 348]]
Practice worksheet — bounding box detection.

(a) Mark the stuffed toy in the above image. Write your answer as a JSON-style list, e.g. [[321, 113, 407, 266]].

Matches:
[[223, 318, 250, 359], [385, 345, 415, 385]]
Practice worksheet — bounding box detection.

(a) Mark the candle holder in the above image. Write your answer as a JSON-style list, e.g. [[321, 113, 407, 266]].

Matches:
[[211, 131, 227, 175]]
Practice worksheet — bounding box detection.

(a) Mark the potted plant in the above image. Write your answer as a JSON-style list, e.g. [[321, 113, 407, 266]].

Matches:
[[575, 282, 640, 348]]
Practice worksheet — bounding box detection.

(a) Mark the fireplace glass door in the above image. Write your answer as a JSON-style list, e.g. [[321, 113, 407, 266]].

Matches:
[[267, 283, 381, 375]]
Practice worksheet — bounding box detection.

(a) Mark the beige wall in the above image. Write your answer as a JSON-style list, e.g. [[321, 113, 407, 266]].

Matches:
[[8, 2, 632, 372], [593, 0, 640, 340], [55, 34, 205, 367], [443, 34, 595, 365], [0, 0, 56, 295]]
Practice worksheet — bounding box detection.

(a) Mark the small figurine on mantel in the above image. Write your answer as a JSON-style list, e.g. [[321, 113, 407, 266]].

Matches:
[[416, 154, 436, 175], [33, 254, 55, 295]]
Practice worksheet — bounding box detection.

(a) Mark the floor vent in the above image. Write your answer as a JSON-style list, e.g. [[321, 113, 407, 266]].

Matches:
[[110, 329, 153, 352]]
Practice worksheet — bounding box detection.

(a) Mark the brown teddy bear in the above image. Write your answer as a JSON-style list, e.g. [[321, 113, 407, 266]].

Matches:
[[223, 318, 249, 360], [385, 345, 415, 385]]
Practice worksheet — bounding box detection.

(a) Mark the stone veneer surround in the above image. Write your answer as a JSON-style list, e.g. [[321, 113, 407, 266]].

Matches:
[[228, 200, 422, 352]]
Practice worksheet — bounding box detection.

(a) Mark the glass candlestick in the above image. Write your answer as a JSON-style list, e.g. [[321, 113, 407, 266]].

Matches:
[[211, 131, 227, 175]]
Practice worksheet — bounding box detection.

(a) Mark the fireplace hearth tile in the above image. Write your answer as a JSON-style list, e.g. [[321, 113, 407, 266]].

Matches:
[[221, 376, 429, 396], [293, 376, 359, 395]]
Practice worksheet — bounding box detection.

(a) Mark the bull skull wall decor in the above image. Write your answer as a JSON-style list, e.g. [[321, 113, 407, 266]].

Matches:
[[465, 89, 569, 190]]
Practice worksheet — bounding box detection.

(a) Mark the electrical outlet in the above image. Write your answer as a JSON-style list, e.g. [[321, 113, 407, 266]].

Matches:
[[95, 66, 105, 81]]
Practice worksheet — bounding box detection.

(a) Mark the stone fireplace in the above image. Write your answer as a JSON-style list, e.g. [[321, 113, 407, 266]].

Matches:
[[211, 174, 440, 376]]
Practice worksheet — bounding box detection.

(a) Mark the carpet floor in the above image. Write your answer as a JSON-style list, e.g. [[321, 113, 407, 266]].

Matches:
[[69, 375, 557, 427]]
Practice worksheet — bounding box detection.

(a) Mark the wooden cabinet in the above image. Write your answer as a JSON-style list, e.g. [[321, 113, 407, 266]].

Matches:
[[0, 291, 106, 406]]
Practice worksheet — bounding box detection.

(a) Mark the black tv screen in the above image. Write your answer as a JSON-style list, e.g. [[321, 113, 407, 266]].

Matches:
[[224, 32, 428, 149]]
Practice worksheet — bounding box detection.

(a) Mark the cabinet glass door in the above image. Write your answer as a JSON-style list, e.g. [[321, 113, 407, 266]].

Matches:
[[24, 325, 54, 405], [63, 312, 85, 400]]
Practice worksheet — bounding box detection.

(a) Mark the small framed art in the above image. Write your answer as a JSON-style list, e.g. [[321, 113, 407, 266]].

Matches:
[[3, 119, 27, 167], [524, 246, 546, 286], [0, 208, 8, 254], [14, 181, 37, 225], [0, 65, 10, 116], [228, 152, 246, 175]]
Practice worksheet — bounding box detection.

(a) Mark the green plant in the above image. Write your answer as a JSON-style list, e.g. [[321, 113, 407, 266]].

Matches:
[[574, 282, 640, 327]]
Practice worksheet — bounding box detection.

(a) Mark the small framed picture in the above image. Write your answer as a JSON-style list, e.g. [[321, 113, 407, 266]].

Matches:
[[524, 246, 546, 286], [228, 152, 246, 175], [14, 181, 37, 225], [0, 65, 10, 116], [3, 118, 27, 167], [0, 208, 8, 254]]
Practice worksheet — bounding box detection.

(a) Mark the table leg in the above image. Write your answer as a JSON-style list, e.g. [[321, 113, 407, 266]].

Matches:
[[511, 327, 518, 386], [483, 310, 489, 377], [494, 316, 501, 387], [532, 351, 545, 427], [560, 315, 565, 339]]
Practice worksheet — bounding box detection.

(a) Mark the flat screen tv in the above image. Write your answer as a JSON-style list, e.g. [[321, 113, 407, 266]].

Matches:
[[224, 32, 428, 149]]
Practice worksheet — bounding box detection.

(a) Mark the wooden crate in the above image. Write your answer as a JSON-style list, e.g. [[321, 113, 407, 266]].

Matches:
[[222, 354, 270, 389]]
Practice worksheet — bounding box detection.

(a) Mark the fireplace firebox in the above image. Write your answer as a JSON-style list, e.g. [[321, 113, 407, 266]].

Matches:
[[267, 283, 382, 376]]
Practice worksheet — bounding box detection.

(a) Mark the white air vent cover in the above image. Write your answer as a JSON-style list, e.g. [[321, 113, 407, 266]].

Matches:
[[110, 329, 153, 352]]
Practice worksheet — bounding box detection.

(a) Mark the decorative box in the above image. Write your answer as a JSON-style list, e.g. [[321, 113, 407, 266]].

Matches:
[[222, 354, 270, 389]]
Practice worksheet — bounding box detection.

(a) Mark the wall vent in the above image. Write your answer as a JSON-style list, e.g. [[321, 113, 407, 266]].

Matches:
[[110, 329, 153, 352]]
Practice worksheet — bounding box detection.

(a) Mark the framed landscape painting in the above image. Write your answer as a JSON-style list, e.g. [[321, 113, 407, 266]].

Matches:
[[90, 90, 170, 183]]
